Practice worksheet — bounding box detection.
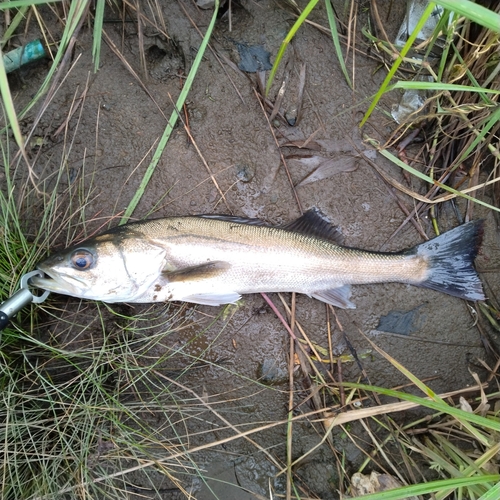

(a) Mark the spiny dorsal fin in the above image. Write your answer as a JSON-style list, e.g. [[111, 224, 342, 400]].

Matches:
[[282, 209, 343, 243], [199, 214, 271, 227], [163, 261, 230, 283], [201, 209, 342, 243]]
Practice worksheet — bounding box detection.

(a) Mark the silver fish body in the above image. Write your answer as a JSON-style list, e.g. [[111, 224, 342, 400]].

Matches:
[[31, 210, 485, 307]]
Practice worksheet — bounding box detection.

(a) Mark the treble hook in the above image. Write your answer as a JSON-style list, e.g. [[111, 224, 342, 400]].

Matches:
[[0, 270, 50, 331]]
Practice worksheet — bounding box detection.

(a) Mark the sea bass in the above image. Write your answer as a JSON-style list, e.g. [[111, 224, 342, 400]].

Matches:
[[31, 210, 485, 308]]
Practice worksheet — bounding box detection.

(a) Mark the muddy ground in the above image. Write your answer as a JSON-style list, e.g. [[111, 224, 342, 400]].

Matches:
[[8, 1, 500, 498]]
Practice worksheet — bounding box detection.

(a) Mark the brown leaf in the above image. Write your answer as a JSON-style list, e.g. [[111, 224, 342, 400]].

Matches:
[[292, 155, 359, 187], [280, 139, 323, 150]]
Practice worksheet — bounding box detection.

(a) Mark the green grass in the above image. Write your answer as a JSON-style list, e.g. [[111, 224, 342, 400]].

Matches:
[[1, 1, 500, 498], [267, 0, 500, 220], [331, 336, 500, 499], [0, 303, 211, 498], [0, 1, 94, 165], [0, 159, 267, 496], [0, 2, 230, 497], [359, 1, 500, 221], [360, 0, 500, 124]]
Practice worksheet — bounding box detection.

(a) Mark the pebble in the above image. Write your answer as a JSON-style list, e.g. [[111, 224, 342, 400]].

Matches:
[[196, 0, 215, 9], [235, 163, 255, 183]]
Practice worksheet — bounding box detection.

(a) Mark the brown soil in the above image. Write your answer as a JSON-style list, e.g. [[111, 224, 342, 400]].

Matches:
[[7, 1, 500, 498]]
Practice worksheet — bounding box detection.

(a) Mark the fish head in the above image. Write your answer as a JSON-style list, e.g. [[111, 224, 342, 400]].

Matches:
[[31, 230, 168, 302]]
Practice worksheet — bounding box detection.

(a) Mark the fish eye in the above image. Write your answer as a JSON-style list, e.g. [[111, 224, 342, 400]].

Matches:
[[70, 249, 94, 270]]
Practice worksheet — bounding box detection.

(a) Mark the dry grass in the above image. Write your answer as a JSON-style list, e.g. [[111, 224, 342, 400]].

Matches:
[[1, 1, 500, 499]]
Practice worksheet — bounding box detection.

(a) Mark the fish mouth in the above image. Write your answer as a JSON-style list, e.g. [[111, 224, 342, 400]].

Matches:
[[30, 265, 88, 295]]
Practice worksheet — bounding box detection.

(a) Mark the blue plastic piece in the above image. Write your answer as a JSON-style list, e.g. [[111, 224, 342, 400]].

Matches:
[[3, 39, 46, 74]]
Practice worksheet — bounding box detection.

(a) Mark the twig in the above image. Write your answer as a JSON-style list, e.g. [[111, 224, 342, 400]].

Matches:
[[167, 93, 232, 212], [286, 293, 296, 500]]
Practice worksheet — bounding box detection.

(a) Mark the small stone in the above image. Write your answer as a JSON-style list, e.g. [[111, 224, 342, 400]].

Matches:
[[258, 358, 288, 385], [235, 164, 255, 183], [285, 108, 297, 126]]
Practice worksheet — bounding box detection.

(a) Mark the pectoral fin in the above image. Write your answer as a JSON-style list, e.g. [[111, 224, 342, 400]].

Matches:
[[163, 261, 230, 283], [162, 261, 238, 305], [311, 285, 355, 308]]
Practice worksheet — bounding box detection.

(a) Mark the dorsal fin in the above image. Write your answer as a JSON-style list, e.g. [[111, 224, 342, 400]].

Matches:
[[199, 214, 270, 227], [200, 209, 343, 243], [281, 209, 343, 243]]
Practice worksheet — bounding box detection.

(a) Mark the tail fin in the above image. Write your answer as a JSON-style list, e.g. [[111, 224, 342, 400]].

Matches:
[[412, 220, 484, 301]]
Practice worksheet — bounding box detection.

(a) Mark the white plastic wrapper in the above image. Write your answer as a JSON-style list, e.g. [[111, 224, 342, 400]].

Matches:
[[394, 0, 446, 49]]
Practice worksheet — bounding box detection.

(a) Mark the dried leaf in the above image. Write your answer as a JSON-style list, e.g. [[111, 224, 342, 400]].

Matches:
[[314, 138, 354, 153], [293, 156, 359, 187], [350, 472, 418, 499], [280, 139, 323, 150], [468, 369, 490, 416], [459, 396, 473, 413], [280, 138, 352, 152]]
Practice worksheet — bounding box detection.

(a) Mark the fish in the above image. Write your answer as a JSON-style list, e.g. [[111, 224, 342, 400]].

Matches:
[[30, 209, 485, 308]]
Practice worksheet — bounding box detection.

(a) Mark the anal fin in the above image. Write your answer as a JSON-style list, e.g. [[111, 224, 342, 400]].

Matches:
[[181, 292, 241, 306], [310, 285, 355, 309]]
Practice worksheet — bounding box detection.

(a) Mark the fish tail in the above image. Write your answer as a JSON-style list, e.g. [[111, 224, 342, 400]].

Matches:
[[413, 220, 485, 301]]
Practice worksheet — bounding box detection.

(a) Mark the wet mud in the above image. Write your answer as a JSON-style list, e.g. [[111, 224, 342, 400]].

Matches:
[[8, 1, 500, 498]]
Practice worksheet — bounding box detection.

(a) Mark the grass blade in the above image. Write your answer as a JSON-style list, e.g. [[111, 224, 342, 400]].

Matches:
[[342, 382, 500, 434], [92, 0, 105, 72], [390, 81, 500, 95], [454, 105, 500, 166], [434, 0, 500, 32], [367, 138, 500, 213], [478, 481, 500, 500], [0, 5, 29, 48], [265, 0, 320, 96], [324, 0, 352, 89], [17, 0, 89, 119], [344, 475, 500, 500], [0, 46, 25, 156], [0, 0, 57, 8]]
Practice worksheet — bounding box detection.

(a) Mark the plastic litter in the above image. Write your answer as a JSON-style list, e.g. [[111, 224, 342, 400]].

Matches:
[[394, 0, 447, 55], [391, 0, 450, 124], [3, 39, 47, 74]]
